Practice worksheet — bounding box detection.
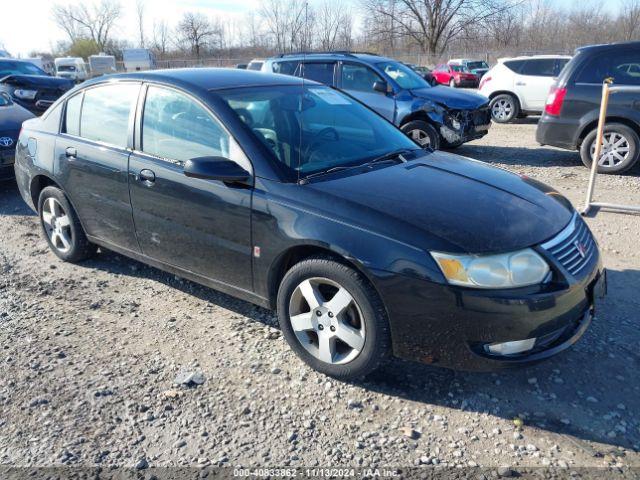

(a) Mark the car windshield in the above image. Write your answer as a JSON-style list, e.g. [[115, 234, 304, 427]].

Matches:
[[218, 85, 420, 179], [467, 61, 488, 70], [0, 61, 47, 77], [377, 62, 430, 89], [58, 65, 76, 71]]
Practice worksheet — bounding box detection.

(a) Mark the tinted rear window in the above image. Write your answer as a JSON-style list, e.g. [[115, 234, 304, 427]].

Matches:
[[300, 62, 335, 85], [576, 50, 640, 85], [272, 60, 299, 75], [520, 59, 557, 76], [64, 93, 82, 136], [503, 60, 526, 73]]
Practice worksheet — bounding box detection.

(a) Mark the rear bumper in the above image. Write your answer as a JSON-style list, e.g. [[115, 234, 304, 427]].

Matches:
[[536, 114, 580, 150], [370, 256, 604, 372], [455, 78, 479, 88]]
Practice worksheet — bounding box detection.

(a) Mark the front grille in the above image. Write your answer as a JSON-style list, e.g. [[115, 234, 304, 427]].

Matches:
[[541, 214, 596, 277]]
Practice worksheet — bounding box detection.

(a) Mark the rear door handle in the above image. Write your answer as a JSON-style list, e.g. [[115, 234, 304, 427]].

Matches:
[[65, 147, 77, 159], [515, 81, 526, 86], [138, 169, 156, 184]]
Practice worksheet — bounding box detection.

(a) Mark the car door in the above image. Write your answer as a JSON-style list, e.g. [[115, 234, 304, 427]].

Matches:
[[127, 84, 253, 290], [514, 58, 558, 110], [56, 82, 141, 251], [338, 62, 396, 122]]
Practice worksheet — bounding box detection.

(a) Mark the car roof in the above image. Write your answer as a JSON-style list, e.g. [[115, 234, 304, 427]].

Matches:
[[81, 68, 309, 91], [575, 40, 640, 53], [497, 55, 572, 63], [267, 52, 396, 63]]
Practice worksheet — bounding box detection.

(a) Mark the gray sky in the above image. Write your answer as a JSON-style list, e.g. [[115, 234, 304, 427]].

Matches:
[[0, 0, 623, 58]]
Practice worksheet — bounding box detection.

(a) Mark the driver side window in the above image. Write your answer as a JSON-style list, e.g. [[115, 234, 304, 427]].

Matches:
[[341, 63, 383, 93], [142, 86, 229, 163]]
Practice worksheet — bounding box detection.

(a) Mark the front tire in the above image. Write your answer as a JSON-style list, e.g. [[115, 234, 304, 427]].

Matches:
[[401, 120, 440, 150], [490, 93, 519, 123], [277, 257, 391, 380], [580, 123, 640, 174], [38, 186, 96, 262]]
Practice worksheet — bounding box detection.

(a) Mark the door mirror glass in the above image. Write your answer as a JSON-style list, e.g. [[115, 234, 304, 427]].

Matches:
[[184, 156, 250, 183], [373, 80, 388, 93]]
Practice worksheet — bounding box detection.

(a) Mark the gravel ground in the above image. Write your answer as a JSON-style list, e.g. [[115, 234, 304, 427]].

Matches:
[[1, 119, 639, 476]]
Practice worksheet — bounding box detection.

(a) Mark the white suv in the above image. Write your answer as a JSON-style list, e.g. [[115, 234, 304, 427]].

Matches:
[[478, 55, 571, 123]]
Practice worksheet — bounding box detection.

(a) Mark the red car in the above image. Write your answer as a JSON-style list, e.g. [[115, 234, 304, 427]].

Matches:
[[432, 64, 478, 88]]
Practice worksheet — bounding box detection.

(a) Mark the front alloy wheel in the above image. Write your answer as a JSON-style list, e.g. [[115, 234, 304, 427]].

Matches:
[[289, 277, 365, 365], [490, 94, 519, 123], [277, 256, 391, 380]]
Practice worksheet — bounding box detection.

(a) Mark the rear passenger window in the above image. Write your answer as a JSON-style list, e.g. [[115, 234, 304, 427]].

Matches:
[[300, 62, 335, 85], [273, 60, 299, 76], [520, 59, 557, 77], [503, 60, 525, 73], [142, 86, 230, 162], [576, 51, 640, 85], [64, 93, 82, 136], [80, 84, 139, 147]]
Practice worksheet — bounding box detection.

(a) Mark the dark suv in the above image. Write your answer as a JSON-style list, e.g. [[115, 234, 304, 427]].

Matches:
[[261, 52, 491, 150], [536, 41, 640, 173]]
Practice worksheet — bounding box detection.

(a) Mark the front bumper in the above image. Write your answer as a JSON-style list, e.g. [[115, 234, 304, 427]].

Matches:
[[0, 148, 15, 180], [440, 107, 492, 144], [536, 114, 580, 150], [371, 251, 604, 371]]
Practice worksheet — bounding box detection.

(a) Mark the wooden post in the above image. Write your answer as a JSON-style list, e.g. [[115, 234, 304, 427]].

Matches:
[[583, 81, 611, 214]]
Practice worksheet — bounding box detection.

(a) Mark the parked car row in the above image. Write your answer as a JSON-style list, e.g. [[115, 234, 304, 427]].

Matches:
[[257, 52, 492, 150], [12, 68, 606, 379]]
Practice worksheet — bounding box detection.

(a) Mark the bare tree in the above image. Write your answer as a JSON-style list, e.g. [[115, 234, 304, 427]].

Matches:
[[619, 0, 640, 41], [151, 19, 170, 58], [362, 0, 521, 54], [136, 0, 146, 48], [51, 0, 122, 51], [259, 0, 311, 53], [176, 12, 215, 59]]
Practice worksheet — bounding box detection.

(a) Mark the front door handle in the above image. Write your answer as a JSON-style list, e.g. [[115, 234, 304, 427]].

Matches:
[[138, 169, 156, 184], [65, 147, 77, 159]]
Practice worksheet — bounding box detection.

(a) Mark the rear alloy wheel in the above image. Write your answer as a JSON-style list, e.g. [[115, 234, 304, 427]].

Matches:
[[490, 94, 519, 123], [38, 186, 96, 262], [277, 257, 391, 380], [580, 123, 640, 174], [401, 120, 440, 150]]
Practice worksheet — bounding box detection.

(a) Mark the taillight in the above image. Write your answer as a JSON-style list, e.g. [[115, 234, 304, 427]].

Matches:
[[545, 86, 567, 116], [479, 75, 491, 90]]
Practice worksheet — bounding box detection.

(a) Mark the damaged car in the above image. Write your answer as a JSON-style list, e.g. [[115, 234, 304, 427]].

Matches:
[[0, 59, 74, 115], [260, 52, 491, 149], [0, 91, 35, 180]]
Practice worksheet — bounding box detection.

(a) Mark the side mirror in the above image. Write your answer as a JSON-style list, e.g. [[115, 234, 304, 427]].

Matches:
[[184, 156, 250, 183], [373, 80, 389, 93]]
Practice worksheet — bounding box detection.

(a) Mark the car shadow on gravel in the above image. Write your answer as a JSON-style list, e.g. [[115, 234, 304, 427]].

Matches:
[[0, 181, 33, 216], [454, 145, 584, 169], [360, 267, 640, 454]]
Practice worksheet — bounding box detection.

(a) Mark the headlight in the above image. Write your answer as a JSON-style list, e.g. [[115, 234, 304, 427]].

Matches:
[[13, 89, 38, 100], [431, 249, 550, 289]]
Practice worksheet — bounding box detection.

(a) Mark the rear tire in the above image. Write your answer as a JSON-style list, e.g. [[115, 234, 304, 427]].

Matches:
[[277, 256, 391, 380], [401, 120, 440, 150], [490, 93, 519, 123], [580, 123, 640, 174], [38, 186, 96, 262]]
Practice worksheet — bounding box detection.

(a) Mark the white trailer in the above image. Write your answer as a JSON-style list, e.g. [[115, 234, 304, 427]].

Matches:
[[54, 57, 89, 82], [122, 49, 155, 72], [89, 54, 117, 77]]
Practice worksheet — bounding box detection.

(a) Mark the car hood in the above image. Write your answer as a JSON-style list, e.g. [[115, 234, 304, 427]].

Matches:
[[0, 74, 74, 90], [306, 152, 573, 254], [410, 86, 489, 110], [0, 102, 35, 133]]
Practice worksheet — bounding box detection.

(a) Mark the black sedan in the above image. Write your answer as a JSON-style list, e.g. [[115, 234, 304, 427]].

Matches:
[[14, 69, 606, 380], [0, 92, 34, 180], [0, 59, 74, 115]]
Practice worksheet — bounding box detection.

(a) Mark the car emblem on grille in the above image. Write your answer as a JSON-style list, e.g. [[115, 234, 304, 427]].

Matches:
[[575, 240, 587, 258], [0, 137, 13, 147]]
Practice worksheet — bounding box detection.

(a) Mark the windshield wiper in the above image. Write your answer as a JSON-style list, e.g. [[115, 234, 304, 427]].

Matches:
[[299, 148, 418, 184]]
